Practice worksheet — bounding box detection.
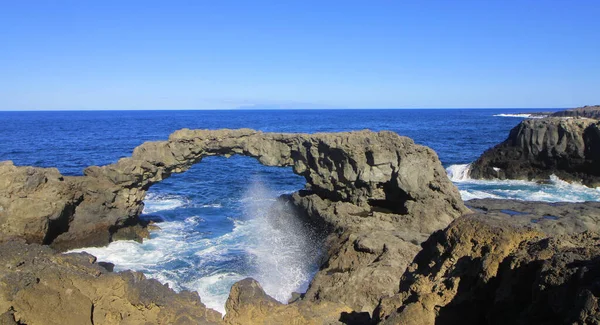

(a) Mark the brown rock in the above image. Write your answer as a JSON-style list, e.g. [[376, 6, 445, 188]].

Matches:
[[375, 213, 600, 325], [223, 278, 355, 325], [0, 241, 223, 325]]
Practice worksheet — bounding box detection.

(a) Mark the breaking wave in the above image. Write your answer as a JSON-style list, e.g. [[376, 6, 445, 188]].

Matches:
[[446, 164, 600, 202], [493, 113, 547, 119]]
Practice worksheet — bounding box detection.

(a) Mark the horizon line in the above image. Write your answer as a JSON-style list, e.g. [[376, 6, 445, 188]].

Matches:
[[0, 107, 569, 112]]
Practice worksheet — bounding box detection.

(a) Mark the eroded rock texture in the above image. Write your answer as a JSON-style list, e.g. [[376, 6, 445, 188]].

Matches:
[[0, 241, 223, 325], [375, 213, 600, 325], [0, 128, 467, 315], [0, 129, 465, 251], [470, 117, 600, 186]]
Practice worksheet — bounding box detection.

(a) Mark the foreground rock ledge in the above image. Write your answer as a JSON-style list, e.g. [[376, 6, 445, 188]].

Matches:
[[375, 212, 600, 324], [0, 129, 467, 313], [4, 200, 600, 325], [0, 240, 223, 325]]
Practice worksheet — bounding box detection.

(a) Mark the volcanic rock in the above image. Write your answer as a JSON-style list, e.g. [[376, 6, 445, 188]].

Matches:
[[0, 129, 466, 251], [469, 117, 600, 186], [0, 129, 467, 313]]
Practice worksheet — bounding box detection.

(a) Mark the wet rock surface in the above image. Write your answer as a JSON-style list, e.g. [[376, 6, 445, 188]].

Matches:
[[470, 117, 600, 186], [466, 198, 600, 235]]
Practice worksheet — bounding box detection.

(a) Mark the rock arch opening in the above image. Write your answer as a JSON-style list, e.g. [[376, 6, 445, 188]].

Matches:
[[76, 155, 324, 314]]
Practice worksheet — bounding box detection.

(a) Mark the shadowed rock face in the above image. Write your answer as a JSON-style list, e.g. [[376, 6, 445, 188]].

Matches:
[[470, 117, 600, 186], [375, 214, 600, 325]]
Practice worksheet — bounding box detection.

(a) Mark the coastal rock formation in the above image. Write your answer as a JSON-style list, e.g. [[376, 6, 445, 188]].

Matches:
[[375, 213, 600, 324], [552, 104, 600, 119], [0, 162, 83, 245], [469, 117, 600, 186], [0, 240, 223, 325], [0, 128, 467, 313], [0, 129, 466, 251]]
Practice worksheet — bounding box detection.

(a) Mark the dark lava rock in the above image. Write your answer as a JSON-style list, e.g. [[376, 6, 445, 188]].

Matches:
[[470, 117, 600, 187]]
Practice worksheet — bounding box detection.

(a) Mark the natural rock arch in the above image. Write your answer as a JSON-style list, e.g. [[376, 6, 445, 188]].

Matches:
[[1, 128, 466, 250], [0, 128, 468, 311]]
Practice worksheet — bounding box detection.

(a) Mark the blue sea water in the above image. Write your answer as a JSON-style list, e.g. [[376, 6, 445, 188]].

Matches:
[[1, 109, 599, 313]]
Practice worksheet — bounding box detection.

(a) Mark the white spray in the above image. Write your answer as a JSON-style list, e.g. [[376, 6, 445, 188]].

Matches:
[[241, 177, 322, 302]]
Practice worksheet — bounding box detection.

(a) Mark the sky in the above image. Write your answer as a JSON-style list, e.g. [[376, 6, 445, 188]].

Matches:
[[0, 0, 599, 110]]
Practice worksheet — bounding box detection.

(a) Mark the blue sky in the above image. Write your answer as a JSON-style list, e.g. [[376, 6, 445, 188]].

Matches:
[[1, 0, 599, 110]]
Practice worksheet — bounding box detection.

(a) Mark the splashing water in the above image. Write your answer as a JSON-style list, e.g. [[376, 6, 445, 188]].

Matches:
[[68, 176, 321, 315], [242, 178, 322, 301], [446, 164, 600, 202]]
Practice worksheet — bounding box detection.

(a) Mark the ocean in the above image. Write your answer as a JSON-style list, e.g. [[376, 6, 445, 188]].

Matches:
[[2, 109, 599, 313]]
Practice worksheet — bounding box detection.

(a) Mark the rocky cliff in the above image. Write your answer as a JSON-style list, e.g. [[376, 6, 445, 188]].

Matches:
[[4, 198, 600, 324], [469, 117, 600, 186]]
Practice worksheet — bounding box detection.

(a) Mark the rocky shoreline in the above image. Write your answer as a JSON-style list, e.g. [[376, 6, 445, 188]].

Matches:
[[1, 127, 600, 324]]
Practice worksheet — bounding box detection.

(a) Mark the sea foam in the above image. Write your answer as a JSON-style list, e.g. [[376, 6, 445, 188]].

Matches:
[[68, 178, 320, 315], [493, 113, 547, 119], [446, 164, 600, 202]]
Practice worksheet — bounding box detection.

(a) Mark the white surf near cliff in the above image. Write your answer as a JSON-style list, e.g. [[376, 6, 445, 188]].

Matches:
[[446, 164, 600, 202], [493, 113, 548, 118]]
